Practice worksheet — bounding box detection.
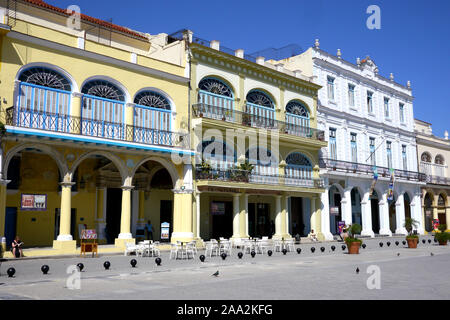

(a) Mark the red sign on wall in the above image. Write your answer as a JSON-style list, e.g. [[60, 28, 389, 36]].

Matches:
[[21, 194, 47, 211]]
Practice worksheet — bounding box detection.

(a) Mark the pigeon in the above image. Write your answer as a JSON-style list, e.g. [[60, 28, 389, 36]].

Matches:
[[430, 252, 434, 256], [397, 253, 400, 257], [356, 267, 360, 274], [212, 270, 219, 277]]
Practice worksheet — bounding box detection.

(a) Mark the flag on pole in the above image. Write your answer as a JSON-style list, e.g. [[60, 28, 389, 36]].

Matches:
[[369, 166, 378, 199], [387, 168, 395, 201]]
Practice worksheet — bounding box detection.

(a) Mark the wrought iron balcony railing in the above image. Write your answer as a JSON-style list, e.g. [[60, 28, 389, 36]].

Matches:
[[192, 103, 325, 141], [195, 165, 324, 188], [5, 107, 189, 149], [425, 175, 450, 185], [319, 158, 427, 182]]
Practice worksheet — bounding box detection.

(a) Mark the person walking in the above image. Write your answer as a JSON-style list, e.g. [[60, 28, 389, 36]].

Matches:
[[145, 220, 154, 240]]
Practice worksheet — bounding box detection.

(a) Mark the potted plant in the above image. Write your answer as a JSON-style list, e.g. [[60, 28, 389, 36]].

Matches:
[[242, 114, 251, 126], [404, 217, 419, 248], [345, 223, 362, 254], [434, 224, 449, 246], [232, 161, 254, 182], [198, 159, 212, 179]]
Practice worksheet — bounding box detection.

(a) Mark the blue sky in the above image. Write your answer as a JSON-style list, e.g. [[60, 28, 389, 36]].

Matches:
[[53, 0, 450, 136]]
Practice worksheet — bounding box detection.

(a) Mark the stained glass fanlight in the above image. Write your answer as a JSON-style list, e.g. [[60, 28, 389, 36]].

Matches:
[[19, 67, 71, 91], [286, 152, 312, 167], [81, 80, 125, 101], [246, 90, 273, 108], [198, 78, 233, 97], [286, 101, 309, 117], [134, 91, 171, 110]]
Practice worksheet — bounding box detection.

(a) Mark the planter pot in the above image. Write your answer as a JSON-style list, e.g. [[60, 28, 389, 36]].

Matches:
[[438, 240, 448, 246], [347, 241, 361, 254], [406, 238, 418, 248]]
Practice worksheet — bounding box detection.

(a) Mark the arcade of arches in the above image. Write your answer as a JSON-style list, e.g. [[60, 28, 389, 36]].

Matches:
[[0, 141, 194, 251]]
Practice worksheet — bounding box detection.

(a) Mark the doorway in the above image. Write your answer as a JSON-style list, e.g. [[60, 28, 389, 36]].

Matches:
[[211, 201, 232, 239], [371, 191, 380, 234], [5, 207, 17, 249], [106, 188, 122, 244], [291, 197, 307, 236], [160, 200, 173, 241], [248, 203, 270, 238]]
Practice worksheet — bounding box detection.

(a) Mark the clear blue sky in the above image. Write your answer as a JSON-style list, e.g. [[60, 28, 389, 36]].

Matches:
[[52, 0, 450, 136]]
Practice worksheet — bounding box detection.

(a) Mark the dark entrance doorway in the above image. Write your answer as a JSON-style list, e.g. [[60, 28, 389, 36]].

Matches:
[[5, 207, 17, 249], [211, 201, 232, 239], [106, 188, 122, 244], [248, 203, 270, 238], [424, 193, 433, 232], [160, 200, 173, 241], [291, 197, 306, 236], [371, 191, 380, 234]]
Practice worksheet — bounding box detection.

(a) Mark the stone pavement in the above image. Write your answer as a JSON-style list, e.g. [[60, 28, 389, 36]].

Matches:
[[0, 235, 448, 300]]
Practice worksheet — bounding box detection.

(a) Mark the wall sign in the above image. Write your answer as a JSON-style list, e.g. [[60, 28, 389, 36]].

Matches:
[[330, 206, 340, 215], [21, 194, 47, 211]]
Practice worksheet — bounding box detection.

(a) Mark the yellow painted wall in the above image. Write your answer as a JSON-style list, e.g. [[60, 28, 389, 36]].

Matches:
[[142, 189, 174, 240]]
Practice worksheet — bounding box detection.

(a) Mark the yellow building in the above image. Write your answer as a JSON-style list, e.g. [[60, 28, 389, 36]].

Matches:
[[0, 0, 195, 254], [167, 31, 327, 241], [415, 119, 450, 232]]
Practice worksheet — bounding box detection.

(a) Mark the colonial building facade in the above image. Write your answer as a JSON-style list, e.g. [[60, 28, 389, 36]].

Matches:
[[168, 30, 327, 242], [415, 119, 450, 232], [0, 0, 195, 253], [279, 40, 426, 238]]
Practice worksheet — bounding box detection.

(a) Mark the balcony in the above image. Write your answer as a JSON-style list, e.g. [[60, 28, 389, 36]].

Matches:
[[320, 158, 427, 182], [195, 164, 324, 189], [192, 103, 325, 141], [426, 175, 450, 185], [5, 106, 189, 149]]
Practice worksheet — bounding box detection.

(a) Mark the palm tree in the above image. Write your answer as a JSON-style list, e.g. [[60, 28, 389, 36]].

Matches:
[[404, 217, 419, 237]]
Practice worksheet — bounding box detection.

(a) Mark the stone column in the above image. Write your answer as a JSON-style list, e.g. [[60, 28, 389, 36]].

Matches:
[[95, 187, 107, 243], [53, 182, 76, 252], [239, 193, 249, 238], [171, 188, 194, 243], [309, 196, 324, 240], [395, 193, 407, 235], [282, 195, 291, 238], [361, 191, 375, 237], [232, 193, 240, 239], [341, 188, 353, 225], [195, 192, 201, 239], [320, 188, 334, 240], [412, 192, 424, 234], [379, 193, 392, 236], [114, 185, 135, 247], [273, 195, 283, 239], [70, 92, 83, 134]]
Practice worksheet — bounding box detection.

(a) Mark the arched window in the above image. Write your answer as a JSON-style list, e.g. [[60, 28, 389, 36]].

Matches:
[[421, 152, 431, 163], [246, 90, 274, 109], [19, 67, 71, 91], [81, 79, 126, 139], [285, 152, 313, 181], [199, 78, 233, 98], [435, 155, 445, 165], [133, 91, 171, 136], [438, 194, 445, 207], [285, 100, 310, 131], [200, 140, 235, 170], [81, 80, 125, 101], [198, 78, 234, 118], [245, 147, 276, 166], [16, 67, 72, 127]]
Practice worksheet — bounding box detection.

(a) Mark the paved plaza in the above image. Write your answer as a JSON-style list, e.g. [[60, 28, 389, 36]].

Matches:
[[0, 236, 449, 300]]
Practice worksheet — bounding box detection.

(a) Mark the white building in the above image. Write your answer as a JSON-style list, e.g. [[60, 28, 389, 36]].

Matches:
[[278, 40, 427, 239]]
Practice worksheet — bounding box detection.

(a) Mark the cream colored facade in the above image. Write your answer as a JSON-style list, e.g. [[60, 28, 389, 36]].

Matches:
[[415, 119, 450, 231]]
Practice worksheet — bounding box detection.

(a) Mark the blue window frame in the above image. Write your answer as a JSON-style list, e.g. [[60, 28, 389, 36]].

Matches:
[[350, 133, 357, 163], [369, 137, 376, 166], [329, 128, 337, 160], [386, 141, 393, 169]]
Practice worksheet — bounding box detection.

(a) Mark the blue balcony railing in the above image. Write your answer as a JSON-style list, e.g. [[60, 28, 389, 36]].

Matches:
[[5, 107, 188, 149]]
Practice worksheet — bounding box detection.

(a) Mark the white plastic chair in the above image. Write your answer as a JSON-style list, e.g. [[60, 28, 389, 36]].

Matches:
[[274, 240, 282, 252], [185, 242, 195, 259], [205, 241, 219, 257], [124, 242, 138, 256], [285, 239, 295, 252]]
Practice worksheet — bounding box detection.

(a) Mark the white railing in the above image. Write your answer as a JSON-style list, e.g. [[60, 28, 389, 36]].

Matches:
[[198, 91, 234, 120]]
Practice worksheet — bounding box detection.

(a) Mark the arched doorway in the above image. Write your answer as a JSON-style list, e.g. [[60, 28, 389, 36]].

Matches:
[[437, 194, 447, 226], [370, 190, 380, 234], [389, 194, 397, 234], [329, 185, 343, 235], [198, 77, 234, 119], [245, 90, 275, 127], [285, 100, 310, 136], [71, 154, 125, 244], [424, 193, 433, 232], [351, 188, 362, 226], [4, 146, 66, 247], [132, 160, 175, 242]]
